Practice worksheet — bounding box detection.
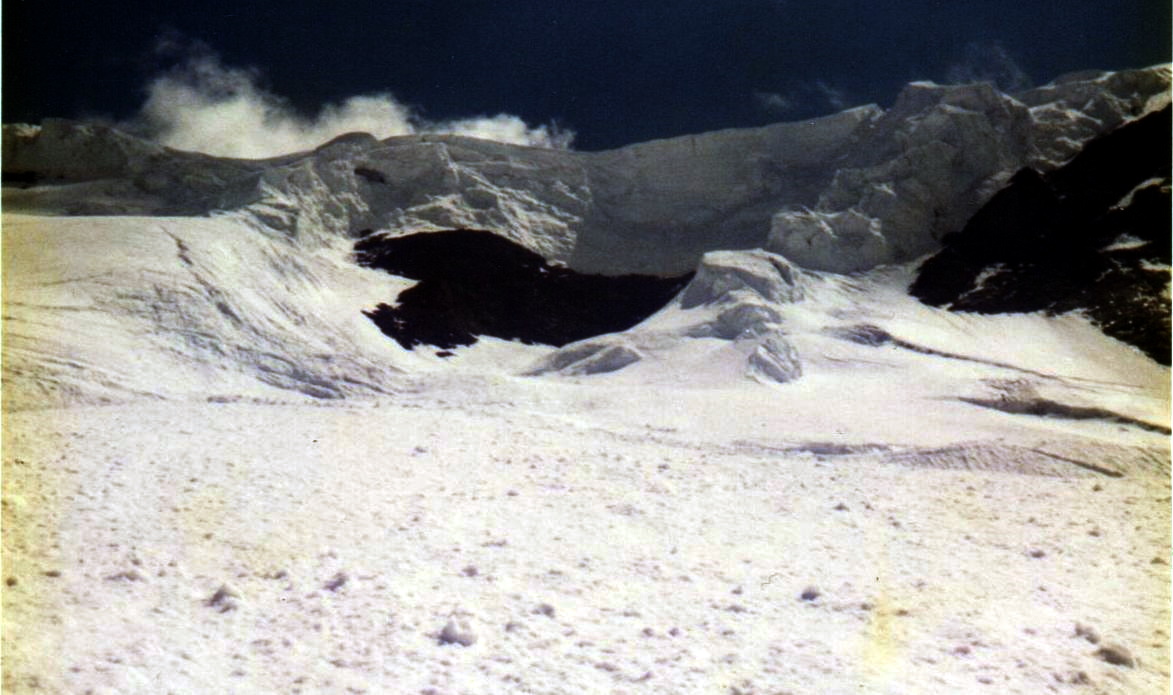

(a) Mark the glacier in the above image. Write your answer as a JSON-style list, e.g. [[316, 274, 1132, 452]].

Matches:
[[2, 66, 1171, 695], [3, 65, 1168, 402], [4, 66, 1167, 276]]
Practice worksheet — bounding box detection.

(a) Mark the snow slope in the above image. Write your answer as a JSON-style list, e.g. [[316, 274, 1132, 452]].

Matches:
[[2, 213, 408, 406], [4, 396, 1168, 695], [2, 67, 1170, 694], [4, 218, 1169, 695]]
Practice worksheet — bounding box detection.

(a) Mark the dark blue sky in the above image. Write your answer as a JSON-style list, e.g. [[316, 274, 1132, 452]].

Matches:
[[4, 0, 1169, 150]]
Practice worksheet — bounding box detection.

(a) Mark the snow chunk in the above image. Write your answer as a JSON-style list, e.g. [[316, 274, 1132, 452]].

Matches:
[[696, 302, 785, 340], [767, 208, 886, 274], [747, 334, 803, 384], [524, 339, 643, 376], [680, 250, 803, 308], [437, 618, 477, 647]]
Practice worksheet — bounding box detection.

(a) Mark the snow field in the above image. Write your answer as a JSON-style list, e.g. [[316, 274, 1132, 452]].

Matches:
[[3, 399, 1168, 694]]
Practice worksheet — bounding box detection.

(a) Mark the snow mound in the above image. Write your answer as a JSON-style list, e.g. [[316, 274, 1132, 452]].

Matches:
[[523, 339, 644, 377], [527, 249, 805, 383], [679, 249, 803, 310]]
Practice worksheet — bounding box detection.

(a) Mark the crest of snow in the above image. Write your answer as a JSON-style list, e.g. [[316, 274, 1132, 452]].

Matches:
[[1114, 177, 1169, 209]]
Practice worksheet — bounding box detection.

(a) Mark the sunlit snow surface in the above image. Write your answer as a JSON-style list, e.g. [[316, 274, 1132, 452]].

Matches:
[[4, 209, 1168, 694], [2, 67, 1170, 694]]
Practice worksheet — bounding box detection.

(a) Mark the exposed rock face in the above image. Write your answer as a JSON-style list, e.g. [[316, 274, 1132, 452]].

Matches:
[[910, 106, 1171, 365], [354, 229, 692, 349], [4, 66, 1168, 274]]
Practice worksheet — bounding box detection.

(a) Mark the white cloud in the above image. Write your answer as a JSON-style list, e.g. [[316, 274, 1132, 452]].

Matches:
[[753, 91, 795, 114], [753, 81, 852, 117], [945, 41, 1033, 93], [132, 51, 573, 158], [814, 81, 849, 111], [441, 114, 573, 150]]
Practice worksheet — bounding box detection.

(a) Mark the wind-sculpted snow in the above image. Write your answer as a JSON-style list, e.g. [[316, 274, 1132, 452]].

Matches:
[[4, 66, 1168, 275]]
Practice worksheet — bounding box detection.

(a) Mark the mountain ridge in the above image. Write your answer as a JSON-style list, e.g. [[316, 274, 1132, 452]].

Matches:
[[1, 66, 1169, 407], [4, 66, 1168, 275]]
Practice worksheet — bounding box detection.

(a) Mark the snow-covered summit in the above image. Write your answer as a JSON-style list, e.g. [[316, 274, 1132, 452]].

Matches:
[[4, 66, 1168, 274]]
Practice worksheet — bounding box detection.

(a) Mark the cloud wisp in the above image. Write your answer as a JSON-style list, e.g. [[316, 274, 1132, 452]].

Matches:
[[945, 41, 1033, 92], [753, 80, 853, 117], [753, 91, 796, 115], [131, 51, 573, 159]]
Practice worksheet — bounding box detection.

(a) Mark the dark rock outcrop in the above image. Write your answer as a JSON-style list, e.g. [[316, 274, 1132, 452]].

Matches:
[[910, 106, 1171, 364], [355, 229, 692, 350]]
